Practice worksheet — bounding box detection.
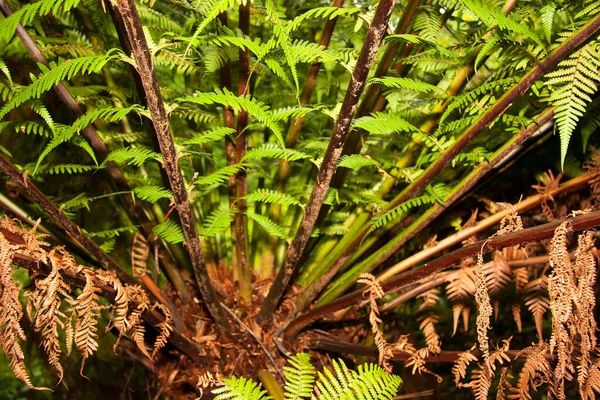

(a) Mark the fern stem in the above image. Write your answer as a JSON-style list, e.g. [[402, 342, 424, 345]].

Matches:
[[218, 11, 239, 273], [114, 0, 232, 332], [233, 1, 252, 304], [285, 207, 600, 340], [258, 0, 400, 324]]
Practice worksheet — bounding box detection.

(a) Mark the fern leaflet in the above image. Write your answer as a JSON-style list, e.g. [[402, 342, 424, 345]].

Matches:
[[152, 220, 185, 244]]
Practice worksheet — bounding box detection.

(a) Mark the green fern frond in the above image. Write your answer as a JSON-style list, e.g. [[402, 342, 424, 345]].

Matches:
[[0, 59, 13, 86], [194, 164, 248, 186], [544, 42, 600, 167], [212, 376, 267, 400], [353, 363, 402, 399], [0, 0, 82, 43], [264, 0, 299, 93], [155, 49, 199, 76], [186, 0, 245, 53], [175, 88, 285, 147], [367, 183, 449, 236], [34, 129, 97, 174], [202, 32, 269, 60], [270, 106, 315, 122], [103, 147, 162, 167], [152, 219, 185, 244], [283, 353, 315, 399], [439, 77, 518, 127], [0, 50, 121, 120], [247, 210, 290, 239], [133, 186, 173, 204], [474, 34, 500, 71], [242, 144, 312, 162], [26, 100, 55, 132], [200, 206, 233, 237], [352, 112, 420, 135], [46, 164, 97, 175], [337, 154, 378, 170], [287, 6, 361, 32], [540, 3, 556, 44], [243, 189, 301, 207], [368, 77, 441, 94], [459, 0, 545, 49], [183, 127, 236, 146], [85, 225, 139, 238], [0, 121, 51, 137], [413, 10, 442, 42]]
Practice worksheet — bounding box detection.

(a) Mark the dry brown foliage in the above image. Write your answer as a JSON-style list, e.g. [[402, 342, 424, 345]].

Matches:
[[0, 216, 172, 388]]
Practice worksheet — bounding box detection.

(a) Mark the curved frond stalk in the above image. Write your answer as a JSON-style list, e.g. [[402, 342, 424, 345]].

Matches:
[[114, 0, 231, 332], [257, 0, 399, 324]]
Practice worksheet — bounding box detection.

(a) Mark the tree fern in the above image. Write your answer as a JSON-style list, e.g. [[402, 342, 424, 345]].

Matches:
[[540, 3, 557, 44], [152, 220, 185, 245], [0, 51, 122, 120], [544, 41, 600, 167]]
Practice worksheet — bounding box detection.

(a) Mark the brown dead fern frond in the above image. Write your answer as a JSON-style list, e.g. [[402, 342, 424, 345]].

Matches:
[[358, 273, 392, 371], [96, 270, 129, 339], [573, 230, 597, 397], [73, 269, 102, 376], [131, 232, 149, 279], [582, 359, 600, 399], [0, 232, 49, 390], [124, 284, 152, 359], [452, 344, 478, 386], [508, 342, 551, 399], [496, 367, 513, 400], [523, 276, 550, 340], [405, 347, 442, 383], [462, 338, 511, 400], [548, 221, 575, 398], [532, 171, 563, 221], [447, 266, 477, 335], [584, 148, 600, 209], [27, 249, 72, 382], [475, 253, 492, 363], [416, 288, 441, 353], [151, 303, 173, 359]]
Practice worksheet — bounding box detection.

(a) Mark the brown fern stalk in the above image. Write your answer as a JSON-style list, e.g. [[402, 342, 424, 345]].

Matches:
[[217, 11, 239, 275], [283, 210, 600, 340], [234, 1, 252, 304], [111, 0, 232, 332], [0, 0, 191, 303], [257, 0, 400, 324]]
